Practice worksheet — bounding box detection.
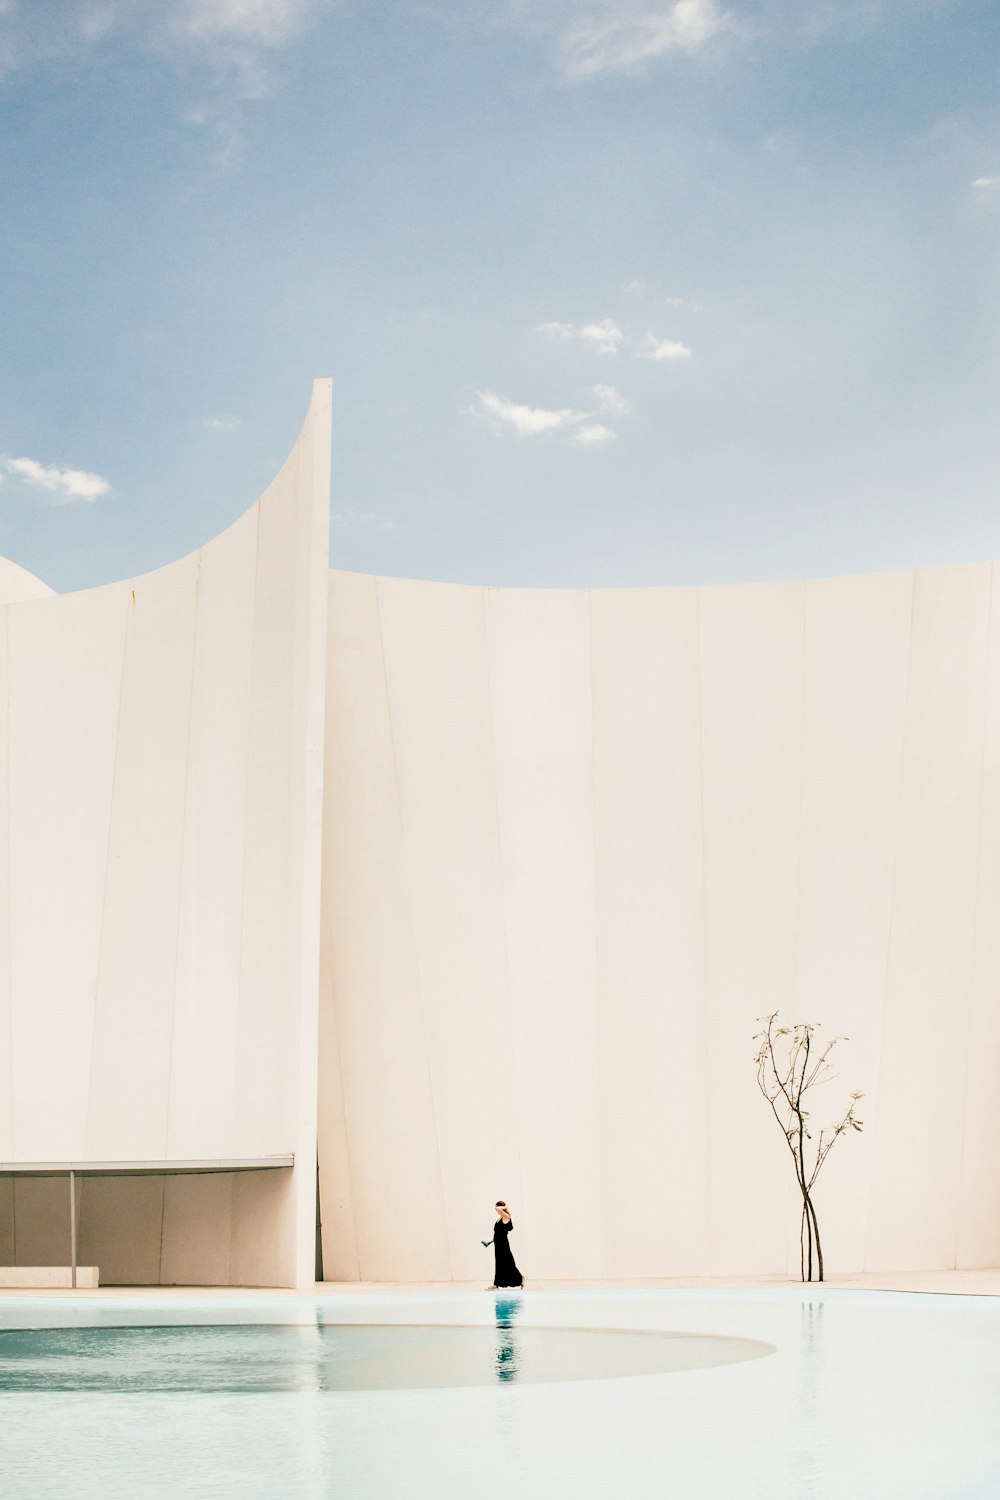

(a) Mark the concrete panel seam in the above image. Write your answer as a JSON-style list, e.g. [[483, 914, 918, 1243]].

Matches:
[[586, 591, 607, 1279], [4, 609, 13, 1159], [481, 590, 527, 1261], [695, 590, 714, 1271], [864, 569, 916, 1270], [954, 560, 995, 1269], [319, 575, 369, 1283], [789, 580, 809, 1279], [375, 576, 453, 1280], [163, 555, 202, 1157], [157, 1173, 166, 1285], [231, 506, 263, 1155], [291, 379, 331, 1288], [82, 593, 132, 1156]]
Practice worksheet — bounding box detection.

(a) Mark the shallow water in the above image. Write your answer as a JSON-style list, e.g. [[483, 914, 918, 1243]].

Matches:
[[0, 1288, 998, 1499], [0, 1318, 770, 1391]]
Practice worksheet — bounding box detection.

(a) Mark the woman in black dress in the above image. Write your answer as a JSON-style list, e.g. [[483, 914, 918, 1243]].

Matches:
[[484, 1200, 523, 1290]]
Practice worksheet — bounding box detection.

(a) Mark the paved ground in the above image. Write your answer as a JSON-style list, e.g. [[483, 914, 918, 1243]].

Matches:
[[2, 1267, 999, 1297]]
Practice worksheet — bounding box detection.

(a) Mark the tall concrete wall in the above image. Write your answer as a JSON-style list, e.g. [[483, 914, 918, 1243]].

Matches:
[[0, 382, 994, 1287], [319, 564, 1000, 1281], [0, 380, 330, 1287]]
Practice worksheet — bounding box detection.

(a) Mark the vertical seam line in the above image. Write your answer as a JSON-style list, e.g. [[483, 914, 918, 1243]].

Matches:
[[157, 1175, 167, 1286], [790, 581, 808, 1278], [232, 505, 263, 1157], [954, 562, 994, 1270], [375, 579, 452, 1279], [587, 592, 606, 1278], [695, 589, 713, 1273], [163, 557, 202, 1159], [5, 606, 14, 1159], [864, 569, 916, 1270], [83, 591, 132, 1154], [482, 591, 526, 1252], [321, 592, 362, 1279]]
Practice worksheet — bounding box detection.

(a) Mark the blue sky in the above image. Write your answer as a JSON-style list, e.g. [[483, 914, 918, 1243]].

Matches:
[[1, 0, 998, 591]]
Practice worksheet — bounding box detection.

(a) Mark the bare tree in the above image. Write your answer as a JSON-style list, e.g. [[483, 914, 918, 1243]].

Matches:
[[753, 1012, 863, 1282]]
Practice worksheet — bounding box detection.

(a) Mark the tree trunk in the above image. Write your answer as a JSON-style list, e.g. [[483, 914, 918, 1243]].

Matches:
[[799, 1187, 824, 1282]]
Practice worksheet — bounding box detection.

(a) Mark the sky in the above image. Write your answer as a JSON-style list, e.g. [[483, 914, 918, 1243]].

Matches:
[[1, 0, 999, 593]]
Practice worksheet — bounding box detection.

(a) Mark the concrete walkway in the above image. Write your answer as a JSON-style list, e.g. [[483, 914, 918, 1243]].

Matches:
[[2, 1267, 999, 1297]]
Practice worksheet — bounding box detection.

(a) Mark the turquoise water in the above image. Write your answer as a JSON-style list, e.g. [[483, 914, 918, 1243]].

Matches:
[[0, 1318, 769, 1391], [0, 1288, 998, 1499]]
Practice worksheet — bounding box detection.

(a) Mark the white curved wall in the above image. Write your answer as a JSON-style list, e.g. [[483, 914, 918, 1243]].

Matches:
[[0, 557, 53, 604], [319, 562, 1000, 1280], [0, 380, 330, 1286], [1, 387, 994, 1286]]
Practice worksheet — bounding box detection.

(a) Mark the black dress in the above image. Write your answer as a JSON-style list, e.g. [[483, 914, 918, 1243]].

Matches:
[[493, 1217, 523, 1288]]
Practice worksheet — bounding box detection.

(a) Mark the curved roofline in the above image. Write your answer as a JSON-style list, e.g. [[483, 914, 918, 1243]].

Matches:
[[0, 554, 55, 602], [330, 553, 997, 596], [0, 381, 331, 607]]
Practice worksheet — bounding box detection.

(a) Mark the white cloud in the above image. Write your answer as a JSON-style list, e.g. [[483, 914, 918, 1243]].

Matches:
[[474, 390, 587, 436], [536, 320, 576, 339], [202, 414, 241, 431], [624, 279, 646, 296], [1, 0, 325, 58], [2, 454, 110, 504], [971, 175, 1000, 189], [179, 0, 315, 46], [471, 389, 624, 450], [0, 1, 327, 124], [575, 422, 617, 446], [638, 332, 693, 360], [592, 383, 630, 415], [559, 0, 728, 81], [537, 318, 624, 353], [579, 319, 625, 354]]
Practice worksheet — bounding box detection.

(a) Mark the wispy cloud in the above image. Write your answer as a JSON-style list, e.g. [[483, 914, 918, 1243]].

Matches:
[[470, 390, 622, 448], [537, 318, 624, 354], [2, 454, 110, 504], [201, 414, 242, 431], [575, 422, 617, 446], [474, 390, 587, 436], [971, 175, 1000, 189], [559, 0, 729, 81], [638, 332, 693, 360], [0, 0, 327, 69], [0, 1, 329, 159], [536, 320, 576, 339], [178, 0, 317, 47], [579, 318, 625, 354], [593, 383, 630, 415], [538, 318, 695, 361]]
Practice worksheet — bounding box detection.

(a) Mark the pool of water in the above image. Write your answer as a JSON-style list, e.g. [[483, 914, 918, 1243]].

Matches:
[[0, 1318, 771, 1391], [0, 1287, 998, 1499]]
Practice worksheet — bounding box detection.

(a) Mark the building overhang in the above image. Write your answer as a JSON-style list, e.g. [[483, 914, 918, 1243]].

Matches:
[[0, 1156, 294, 1177]]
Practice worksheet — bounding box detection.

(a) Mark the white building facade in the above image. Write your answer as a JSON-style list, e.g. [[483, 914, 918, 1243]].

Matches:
[[2, 382, 999, 1285]]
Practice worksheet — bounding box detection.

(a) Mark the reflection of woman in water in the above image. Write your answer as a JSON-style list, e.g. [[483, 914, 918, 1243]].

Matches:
[[484, 1200, 523, 1290], [493, 1297, 521, 1382]]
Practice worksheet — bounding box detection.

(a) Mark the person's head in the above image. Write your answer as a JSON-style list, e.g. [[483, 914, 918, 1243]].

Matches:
[[495, 1200, 507, 1216]]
